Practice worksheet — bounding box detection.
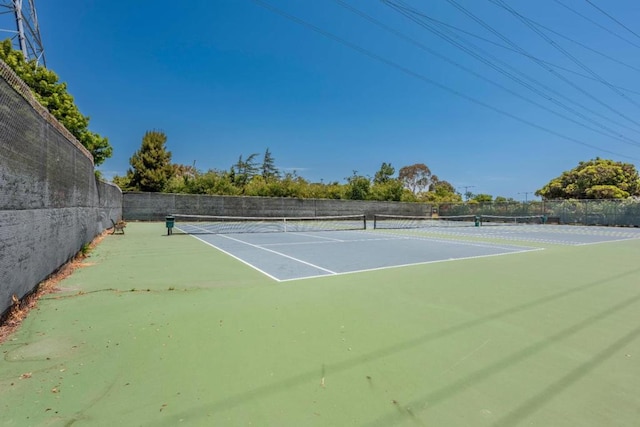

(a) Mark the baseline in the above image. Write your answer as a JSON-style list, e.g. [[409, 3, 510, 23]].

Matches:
[[190, 230, 541, 281]]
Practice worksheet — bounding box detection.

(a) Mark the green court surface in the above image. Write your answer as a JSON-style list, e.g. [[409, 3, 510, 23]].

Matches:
[[1, 222, 639, 426]]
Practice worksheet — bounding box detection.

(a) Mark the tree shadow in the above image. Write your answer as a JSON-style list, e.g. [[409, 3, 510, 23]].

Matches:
[[491, 325, 640, 427], [363, 291, 640, 426], [152, 268, 640, 425]]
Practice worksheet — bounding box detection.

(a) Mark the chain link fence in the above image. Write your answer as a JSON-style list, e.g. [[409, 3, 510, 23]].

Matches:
[[0, 59, 122, 316], [435, 199, 640, 226]]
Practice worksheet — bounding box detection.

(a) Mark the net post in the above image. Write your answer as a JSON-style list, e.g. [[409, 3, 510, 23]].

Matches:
[[363, 214, 367, 230]]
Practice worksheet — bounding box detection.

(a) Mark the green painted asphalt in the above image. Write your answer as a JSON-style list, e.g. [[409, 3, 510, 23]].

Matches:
[[1, 222, 639, 426]]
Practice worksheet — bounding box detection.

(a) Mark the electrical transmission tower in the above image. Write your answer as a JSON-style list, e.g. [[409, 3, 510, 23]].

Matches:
[[0, 0, 45, 66]]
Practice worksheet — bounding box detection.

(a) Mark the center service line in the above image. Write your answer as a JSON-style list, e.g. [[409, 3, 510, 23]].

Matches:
[[220, 234, 338, 274]]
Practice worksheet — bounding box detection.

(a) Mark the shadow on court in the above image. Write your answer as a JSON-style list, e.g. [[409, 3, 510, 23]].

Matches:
[[2, 223, 639, 426]]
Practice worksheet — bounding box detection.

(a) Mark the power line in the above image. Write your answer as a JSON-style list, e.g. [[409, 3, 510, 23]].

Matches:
[[489, 0, 640, 113], [384, 0, 640, 140], [438, 0, 640, 129], [527, 17, 640, 75], [337, 0, 640, 147], [584, 0, 640, 42], [387, 10, 640, 96], [552, 0, 640, 50], [249, 0, 640, 161]]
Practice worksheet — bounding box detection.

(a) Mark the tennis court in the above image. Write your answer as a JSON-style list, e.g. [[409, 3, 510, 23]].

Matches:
[[172, 214, 640, 281], [378, 223, 640, 246], [189, 229, 540, 281], [2, 221, 640, 426], [372, 213, 640, 244]]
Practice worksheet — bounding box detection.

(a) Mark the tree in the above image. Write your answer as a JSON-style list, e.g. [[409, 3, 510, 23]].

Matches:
[[261, 148, 280, 182], [232, 153, 259, 191], [112, 174, 134, 191], [374, 162, 395, 184], [494, 196, 516, 203], [398, 163, 431, 195], [422, 176, 462, 203], [0, 39, 112, 165], [164, 162, 199, 193], [536, 158, 640, 199], [125, 131, 173, 192], [370, 179, 405, 201], [345, 171, 371, 200], [472, 194, 493, 203]]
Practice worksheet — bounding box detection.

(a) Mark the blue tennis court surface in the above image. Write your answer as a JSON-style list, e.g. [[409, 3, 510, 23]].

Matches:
[[187, 229, 540, 281], [388, 224, 640, 245]]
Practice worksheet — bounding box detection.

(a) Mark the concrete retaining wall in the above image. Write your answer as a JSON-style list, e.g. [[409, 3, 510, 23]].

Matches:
[[123, 192, 429, 221], [0, 60, 122, 316]]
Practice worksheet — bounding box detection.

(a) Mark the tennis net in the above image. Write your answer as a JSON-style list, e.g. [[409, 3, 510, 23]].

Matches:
[[373, 214, 477, 229], [373, 214, 545, 229], [480, 215, 544, 225], [168, 214, 367, 234]]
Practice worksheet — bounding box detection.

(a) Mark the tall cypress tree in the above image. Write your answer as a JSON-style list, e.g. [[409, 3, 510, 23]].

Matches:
[[261, 148, 280, 182]]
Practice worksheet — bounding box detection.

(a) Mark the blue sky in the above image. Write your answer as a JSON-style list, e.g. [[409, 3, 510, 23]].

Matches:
[[16, 1, 640, 199]]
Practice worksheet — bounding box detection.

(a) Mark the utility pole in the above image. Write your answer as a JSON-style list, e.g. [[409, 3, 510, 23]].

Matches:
[[518, 192, 532, 203], [0, 0, 46, 66], [459, 185, 475, 201]]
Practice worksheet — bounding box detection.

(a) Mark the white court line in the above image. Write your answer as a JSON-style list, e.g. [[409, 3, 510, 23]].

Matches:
[[261, 236, 414, 247], [278, 247, 545, 282], [185, 233, 282, 281], [219, 234, 337, 275], [371, 230, 538, 251], [293, 232, 345, 242], [399, 225, 640, 243], [264, 230, 536, 251], [427, 230, 631, 246], [180, 226, 541, 282], [378, 228, 584, 246], [575, 236, 640, 247]]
